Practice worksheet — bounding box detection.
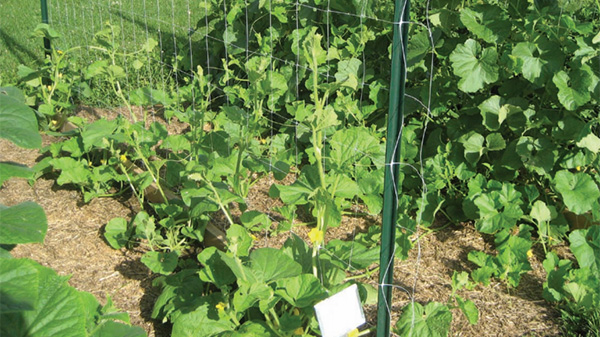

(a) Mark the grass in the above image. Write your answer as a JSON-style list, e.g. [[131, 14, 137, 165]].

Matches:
[[0, 0, 200, 85], [0, 0, 45, 85], [560, 308, 600, 337]]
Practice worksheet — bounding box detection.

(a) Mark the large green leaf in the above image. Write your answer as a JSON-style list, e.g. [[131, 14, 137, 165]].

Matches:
[[81, 118, 118, 151], [552, 69, 593, 111], [130, 87, 173, 106], [0, 258, 39, 313], [459, 5, 510, 44], [0, 87, 42, 149], [478, 96, 507, 131], [232, 280, 273, 313], [473, 193, 522, 234], [151, 269, 205, 321], [141, 251, 179, 275], [449, 39, 498, 93], [542, 252, 572, 303], [335, 58, 361, 90], [324, 239, 379, 269], [271, 165, 320, 205], [511, 39, 563, 85], [329, 126, 382, 170], [49, 157, 91, 186], [275, 274, 327, 308], [569, 227, 600, 273], [103, 217, 131, 249], [515, 136, 558, 176], [554, 170, 600, 214], [0, 202, 47, 244], [486, 133, 506, 152], [219, 252, 259, 284], [455, 296, 479, 325], [198, 247, 236, 288], [395, 301, 452, 337], [172, 300, 234, 337], [0, 262, 87, 337], [462, 132, 485, 164], [91, 320, 146, 337], [226, 224, 253, 258], [220, 321, 276, 337], [576, 124, 600, 154], [530, 200, 552, 223], [512, 42, 544, 83], [281, 234, 312, 274], [249, 248, 302, 283], [0, 162, 34, 186], [478, 96, 523, 132]]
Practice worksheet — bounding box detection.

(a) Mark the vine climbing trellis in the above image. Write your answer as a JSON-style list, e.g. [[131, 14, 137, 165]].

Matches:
[[35, 0, 600, 336]]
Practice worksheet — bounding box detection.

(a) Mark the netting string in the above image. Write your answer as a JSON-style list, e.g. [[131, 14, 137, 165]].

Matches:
[[45, 1, 438, 334]]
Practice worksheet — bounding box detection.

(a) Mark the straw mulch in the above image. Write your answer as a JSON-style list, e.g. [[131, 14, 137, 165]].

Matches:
[[0, 107, 561, 337]]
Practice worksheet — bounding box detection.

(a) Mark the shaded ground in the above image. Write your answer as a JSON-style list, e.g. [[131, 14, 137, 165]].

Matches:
[[0, 107, 562, 336]]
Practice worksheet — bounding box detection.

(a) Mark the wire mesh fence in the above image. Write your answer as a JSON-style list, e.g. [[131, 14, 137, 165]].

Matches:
[[14, 0, 599, 335], [40, 0, 433, 335]]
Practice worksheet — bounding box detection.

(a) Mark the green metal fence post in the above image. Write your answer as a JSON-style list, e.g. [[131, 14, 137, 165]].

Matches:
[[40, 0, 51, 56], [376, 0, 410, 335]]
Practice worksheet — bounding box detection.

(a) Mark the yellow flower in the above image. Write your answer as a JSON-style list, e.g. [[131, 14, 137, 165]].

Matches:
[[58, 73, 63, 79], [47, 85, 52, 91], [576, 166, 582, 171], [293, 327, 304, 335], [292, 308, 300, 316], [57, 50, 63, 55], [120, 154, 128, 163], [100, 159, 107, 165], [50, 120, 58, 126], [347, 329, 359, 337], [260, 138, 267, 145], [216, 302, 226, 312], [250, 234, 258, 241], [308, 228, 323, 244], [527, 250, 534, 259]]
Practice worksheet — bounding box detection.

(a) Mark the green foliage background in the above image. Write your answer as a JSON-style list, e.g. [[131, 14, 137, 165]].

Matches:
[[3, 0, 599, 335]]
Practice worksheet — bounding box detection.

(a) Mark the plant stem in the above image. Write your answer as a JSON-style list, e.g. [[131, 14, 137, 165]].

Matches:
[[131, 144, 169, 204], [205, 178, 235, 226], [345, 266, 380, 281], [269, 308, 281, 329], [118, 161, 144, 206], [233, 130, 247, 197], [228, 311, 241, 326], [308, 35, 330, 279]]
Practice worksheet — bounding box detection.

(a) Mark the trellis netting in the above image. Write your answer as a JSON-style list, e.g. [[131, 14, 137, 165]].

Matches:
[[43, 0, 442, 335], [34, 0, 600, 335]]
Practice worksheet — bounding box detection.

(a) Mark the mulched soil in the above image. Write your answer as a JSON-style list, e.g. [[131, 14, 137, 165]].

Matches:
[[0, 106, 562, 337]]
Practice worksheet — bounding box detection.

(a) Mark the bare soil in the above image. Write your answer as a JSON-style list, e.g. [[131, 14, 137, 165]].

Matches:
[[0, 106, 562, 337]]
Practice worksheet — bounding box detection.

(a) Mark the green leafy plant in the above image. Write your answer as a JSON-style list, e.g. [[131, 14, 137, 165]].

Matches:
[[84, 22, 160, 124], [543, 226, 600, 336], [17, 24, 90, 130], [0, 87, 145, 337], [151, 231, 377, 336], [394, 271, 478, 337], [18, 0, 600, 335]]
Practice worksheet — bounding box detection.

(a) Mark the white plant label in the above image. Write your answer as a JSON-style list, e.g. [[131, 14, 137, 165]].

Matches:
[[314, 284, 366, 337]]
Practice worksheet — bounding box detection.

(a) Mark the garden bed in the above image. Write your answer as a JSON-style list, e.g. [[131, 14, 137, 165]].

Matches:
[[0, 107, 563, 337]]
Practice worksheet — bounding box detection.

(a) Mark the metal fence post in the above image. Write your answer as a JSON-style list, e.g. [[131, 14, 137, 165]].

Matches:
[[376, 0, 410, 335], [40, 0, 51, 56]]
